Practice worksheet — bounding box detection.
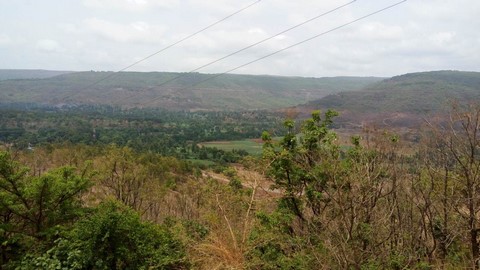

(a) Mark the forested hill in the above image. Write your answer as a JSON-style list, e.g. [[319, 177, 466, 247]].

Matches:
[[0, 69, 72, 80], [295, 70, 480, 128], [0, 70, 381, 110], [304, 70, 480, 114]]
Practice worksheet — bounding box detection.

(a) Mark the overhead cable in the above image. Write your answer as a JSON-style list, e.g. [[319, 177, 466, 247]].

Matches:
[[63, 0, 263, 99], [140, 0, 407, 106], [153, 0, 358, 88]]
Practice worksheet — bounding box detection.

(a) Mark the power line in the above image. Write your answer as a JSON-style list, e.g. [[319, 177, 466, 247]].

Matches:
[[141, 0, 407, 107], [111, 0, 358, 106], [61, 0, 263, 100], [141, 0, 407, 106], [151, 0, 357, 88]]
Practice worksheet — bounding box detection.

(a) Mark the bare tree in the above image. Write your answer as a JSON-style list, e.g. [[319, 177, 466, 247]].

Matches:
[[425, 103, 480, 268]]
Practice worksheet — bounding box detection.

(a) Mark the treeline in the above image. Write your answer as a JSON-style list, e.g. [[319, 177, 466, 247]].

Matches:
[[0, 104, 283, 162]]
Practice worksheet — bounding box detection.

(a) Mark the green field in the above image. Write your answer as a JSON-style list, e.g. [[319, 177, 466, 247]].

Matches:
[[199, 139, 264, 155], [185, 158, 216, 166]]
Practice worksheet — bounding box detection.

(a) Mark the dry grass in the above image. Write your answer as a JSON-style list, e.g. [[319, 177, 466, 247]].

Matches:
[[192, 233, 245, 270]]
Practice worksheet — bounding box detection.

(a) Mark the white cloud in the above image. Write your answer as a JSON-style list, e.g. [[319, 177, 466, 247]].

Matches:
[[350, 22, 405, 41], [429, 32, 455, 46], [36, 39, 63, 52], [137, 23, 297, 73], [1, 0, 479, 77], [84, 18, 166, 44], [0, 34, 11, 46], [187, 0, 261, 15], [82, 0, 179, 11], [58, 23, 79, 33]]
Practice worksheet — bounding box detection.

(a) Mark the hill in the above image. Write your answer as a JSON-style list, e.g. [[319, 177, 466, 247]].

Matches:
[[0, 69, 72, 80], [301, 70, 480, 127], [0, 71, 381, 110]]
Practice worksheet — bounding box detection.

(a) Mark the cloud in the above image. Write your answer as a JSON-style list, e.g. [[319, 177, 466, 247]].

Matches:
[[429, 32, 455, 46], [349, 22, 405, 41], [82, 0, 179, 11], [1, 0, 479, 77], [187, 0, 261, 15], [36, 39, 63, 52], [184, 26, 292, 57], [58, 23, 79, 34], [84, 18, 166, 44], [0, 34, 12, 46]]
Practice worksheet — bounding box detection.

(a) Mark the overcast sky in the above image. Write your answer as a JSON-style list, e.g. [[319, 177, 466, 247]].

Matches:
[[0, 0, 478, 77]]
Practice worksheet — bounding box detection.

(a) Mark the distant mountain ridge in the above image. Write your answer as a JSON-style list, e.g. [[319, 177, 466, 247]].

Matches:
[[301, 70, 480, 127], [0, 70, 382, 110], [0, 69, 73, 80]]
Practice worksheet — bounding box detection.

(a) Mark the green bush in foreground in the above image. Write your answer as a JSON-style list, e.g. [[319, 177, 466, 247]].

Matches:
[[18, 201, 189, 270]]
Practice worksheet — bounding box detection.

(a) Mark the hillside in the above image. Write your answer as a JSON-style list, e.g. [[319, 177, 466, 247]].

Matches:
[[0, 71, 381, 110], [0, 69, 72, 80], [301, 70, 480, 127]]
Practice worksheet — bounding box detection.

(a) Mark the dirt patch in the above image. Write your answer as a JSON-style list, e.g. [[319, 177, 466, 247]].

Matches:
[[202, 166, 282, 198]]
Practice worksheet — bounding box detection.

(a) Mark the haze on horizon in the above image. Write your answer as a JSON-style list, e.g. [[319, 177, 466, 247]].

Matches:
[[0, 0, 478, 78]]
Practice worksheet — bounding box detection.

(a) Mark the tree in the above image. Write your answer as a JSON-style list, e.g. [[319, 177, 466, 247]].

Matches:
[[262, 110, 339, 225], [260, 111, 410, 268], [425, 103, 480, 268], [0, 151, 91, 267], [18, 200, 189, 270]]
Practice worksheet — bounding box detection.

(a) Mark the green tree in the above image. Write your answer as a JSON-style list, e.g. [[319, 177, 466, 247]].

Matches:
[[262, 110, 339, 223], [18, 201, 189, 270], [0, 151, 91, 267], [258, 111, 407, 268]]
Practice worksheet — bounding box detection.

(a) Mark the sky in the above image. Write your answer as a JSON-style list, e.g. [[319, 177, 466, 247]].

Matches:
[[0, 0, 479, 77]]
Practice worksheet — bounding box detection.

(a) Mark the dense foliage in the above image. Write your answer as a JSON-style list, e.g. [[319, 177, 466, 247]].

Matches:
[[2, 103, 480, 269], [0, 105, 282, 163], [19, 201, 189, 270], [0, 145, 199, 269]]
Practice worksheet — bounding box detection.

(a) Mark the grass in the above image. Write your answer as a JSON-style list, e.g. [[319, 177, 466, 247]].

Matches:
[[199, 139, 264, 155], [199, 136, 285, 156], [185, 159, 216, 166]]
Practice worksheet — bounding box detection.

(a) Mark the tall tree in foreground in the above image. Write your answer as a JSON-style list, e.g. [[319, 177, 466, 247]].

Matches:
[[426, 103, 480, 268], [258, 111, 421, 268], [0, 151, 91, 268]]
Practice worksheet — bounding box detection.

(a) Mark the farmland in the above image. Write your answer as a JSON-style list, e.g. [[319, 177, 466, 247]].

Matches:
[[199, 139, 264, 155]]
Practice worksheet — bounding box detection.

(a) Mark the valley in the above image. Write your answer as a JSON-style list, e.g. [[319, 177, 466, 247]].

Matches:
[[1, 69, 480, 269]]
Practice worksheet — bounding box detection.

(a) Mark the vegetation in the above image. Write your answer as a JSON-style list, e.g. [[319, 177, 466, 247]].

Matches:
[[309, 70, 480, 114], [4, 69, 480, 268], [199, 139, 264, 156], [0, 71, 381, 110], [0, 105, 283, 163], [0, 69, 72, 81], [248, 105, 480, 268], [302, 70, 480, 128], [0, 144, 193, 269], [2, 102, 480, 269], [19, 201, 189, 269]]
